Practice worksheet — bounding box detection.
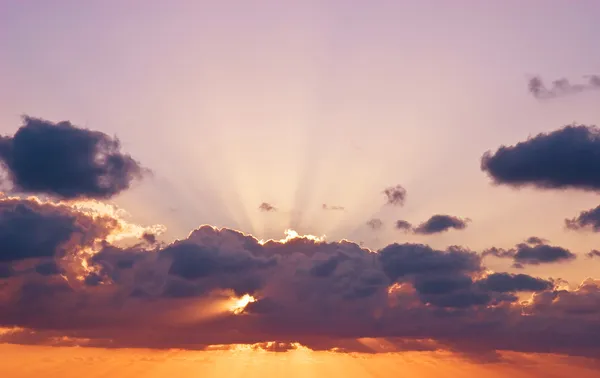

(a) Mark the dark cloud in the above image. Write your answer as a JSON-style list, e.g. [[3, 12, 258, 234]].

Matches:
[[382, 185, 406, 206], [258, 202, 277, 212], [0, 216, 599, 359], [525, 236, 547, 245], [322, 204, 345, 211], [413, 214, 469, 235], [587, 250, 600, 259], [366, 218, 383, 230], [566, 205, 600, 232], [483, 242, 576, 268], [0, 264, 13, 278], [0, 116, 145, 199], [379, 244, 481, 281], [528, 75, 600, 99], [395, 220, 412, 231], [142, 232, 157, 244], [481, 125, 600, 191], [0, 196, 115, 263], [477, 273, 553, 293], [34, 261, 62, 276]]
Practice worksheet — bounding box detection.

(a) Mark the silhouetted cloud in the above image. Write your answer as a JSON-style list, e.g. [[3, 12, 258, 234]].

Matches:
[[0, 196, 116, 263], [483, 242, 576, 268], [383, 185, 406, 206], [413, 214, 469, 235], [481, 125, 600, 191], [34, 261, 62, 276], [395, 220, 412, 231], [366, 218, 383, 230], [258, 202, 277, 212], [322, 204, 345, 211], [528, 75, 600, 99], [587, 250, 600, 259], [0, 116, 145, 199], [0, 185, 598, 360], [566, 205, 600, 232], [525, 236, 547, 245], [477, 273, 553, 292]]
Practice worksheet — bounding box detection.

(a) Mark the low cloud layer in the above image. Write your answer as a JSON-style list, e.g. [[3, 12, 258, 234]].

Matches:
[[483, 239, 577, 268], [0, 116, 145, 200], [481, 125, 600, 191], [0, 198, 598, 359], [528, 75, 600, 99]]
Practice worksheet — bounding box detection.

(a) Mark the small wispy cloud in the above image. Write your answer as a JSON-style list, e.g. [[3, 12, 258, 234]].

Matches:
[[258, 202, 277, 212], [528, 75, 600, 99], [322, 204, 345, 211]]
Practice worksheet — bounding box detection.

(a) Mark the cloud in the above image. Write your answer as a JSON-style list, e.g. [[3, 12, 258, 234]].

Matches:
[[322, 204, 345, 211], [0, 116, 145, 199], [413, 215, 469, 235], [481, 125, 600, 191], [477, 273, 553, 293], [0, 202, 599, 359], [383, 185, 407, 206], [0, 196, 116, 263], [525, 236, 547, 245], [586, 250, 600, 259], [258, 202, 277, 212], [528, 75, 600, 99], [483, 242, 576, 268], [366, 218, 383, 230], [566, 205, 600, 232], [395, 220, 412, 231]]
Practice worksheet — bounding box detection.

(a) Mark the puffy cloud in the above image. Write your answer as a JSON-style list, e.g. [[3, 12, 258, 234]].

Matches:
[[382, 185, 406, 206], [528, 75, 600, 99], [366, 218, 383, 230], [258, 202, 277, 212], [0, 116, 145, 199], [483, 242, 576, 268], [566, 205, 600, 232], [0, 214, 599, 358], [481, 125, 600, 191], [413, 214, 469, 235]]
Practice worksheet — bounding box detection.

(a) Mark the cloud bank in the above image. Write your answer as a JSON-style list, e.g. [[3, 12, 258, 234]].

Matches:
[[0, 199, 598, 358]]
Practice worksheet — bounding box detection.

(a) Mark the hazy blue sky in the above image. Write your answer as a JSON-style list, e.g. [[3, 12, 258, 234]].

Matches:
[[2, 1, 600, 284]]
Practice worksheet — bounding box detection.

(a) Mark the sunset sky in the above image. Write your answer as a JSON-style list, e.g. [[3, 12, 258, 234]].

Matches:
[[1, 1, 600, 377]]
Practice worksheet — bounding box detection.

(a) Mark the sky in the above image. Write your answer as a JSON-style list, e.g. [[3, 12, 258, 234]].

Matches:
[[1, 1, 600, 377]]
